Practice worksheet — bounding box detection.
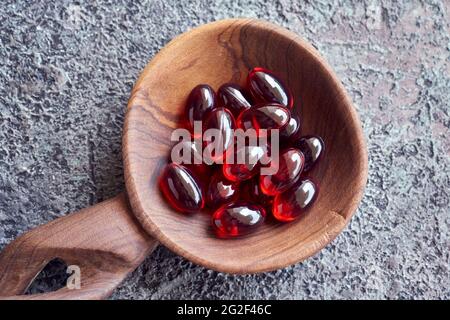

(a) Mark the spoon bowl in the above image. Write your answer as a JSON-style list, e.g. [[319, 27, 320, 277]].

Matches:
[[123, 19, 368, 273]]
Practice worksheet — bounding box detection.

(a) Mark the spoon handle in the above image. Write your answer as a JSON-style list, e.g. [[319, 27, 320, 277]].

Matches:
[[0, 193, 157, 300]]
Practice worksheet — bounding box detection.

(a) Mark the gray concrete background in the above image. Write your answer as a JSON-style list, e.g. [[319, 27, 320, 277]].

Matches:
[[0, 0, 449, 299]]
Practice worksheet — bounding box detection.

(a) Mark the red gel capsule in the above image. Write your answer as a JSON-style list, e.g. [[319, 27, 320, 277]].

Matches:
[[159, 163, 204, 213], [185, 84, 217, 132], [218, 83, 252, 117], [212, 202, 266, 238], [207, 172, 239, 208], [251, 103, 291, 134], [203, 107, 236, 162], [260, 148, 305, 196], [272, 179, 318, 222], [293, 135, 324, 172], [223, 145, 268, 182], [247, 67, 293, 108]]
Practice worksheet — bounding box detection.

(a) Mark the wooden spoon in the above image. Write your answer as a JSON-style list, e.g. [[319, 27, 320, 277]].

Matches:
[[0, 19, 368, 300]]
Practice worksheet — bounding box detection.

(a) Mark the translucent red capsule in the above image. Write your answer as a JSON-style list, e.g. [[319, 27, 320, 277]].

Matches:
[[203, 107, 236, 162], [212, 202, 266, 238], [260, 148, 304, 196], [293, 135, 324, 172], [218, 83, 252, 117], [222, 145, 268, 182], [159, 163, 205, 213], [185, 84, 217, 132], [272, 179, 318, 222], [248, 67, 293, 108], [251, 103, 291, 133], [207, 171, 239, 208]]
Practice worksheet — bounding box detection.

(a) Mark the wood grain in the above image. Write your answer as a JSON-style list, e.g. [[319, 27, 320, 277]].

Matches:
[[0, 194, 157, 300], [123, 18, 368, 273]]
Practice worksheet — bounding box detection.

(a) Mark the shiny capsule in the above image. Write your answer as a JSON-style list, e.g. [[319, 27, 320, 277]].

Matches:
[[218, 83, 252, 117], [260, 148, 304, 196], [272, 179, 318, 222], [294, 135, 324, 172], [223, 145, 268, 182], [212, 202, 266, 238], [248, 67, 293, 108], [159, 163, 204, 213], [251, 103, 291, 133], [185, 84, 217, 132], [207, 171, 239, 208], [203, 107, 236, 162]]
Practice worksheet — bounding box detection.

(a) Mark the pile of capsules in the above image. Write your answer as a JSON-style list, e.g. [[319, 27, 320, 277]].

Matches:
[[159, 67, 324, 238]]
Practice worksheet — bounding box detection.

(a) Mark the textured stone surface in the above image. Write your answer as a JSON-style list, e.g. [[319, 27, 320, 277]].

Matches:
[[0, 0, 449, 299]]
